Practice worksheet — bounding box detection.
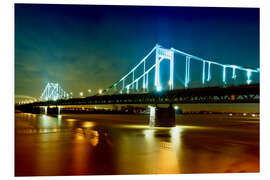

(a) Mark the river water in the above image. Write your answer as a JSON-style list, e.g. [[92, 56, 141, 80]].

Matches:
[[15, 112, 259, 176]]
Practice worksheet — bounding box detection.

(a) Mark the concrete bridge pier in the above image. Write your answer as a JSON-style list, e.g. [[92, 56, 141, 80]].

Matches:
[[149, 104, 176, 127]]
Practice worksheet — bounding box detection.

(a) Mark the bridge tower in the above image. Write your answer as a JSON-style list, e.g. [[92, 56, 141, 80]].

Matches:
[[155, 45, 174, 91]]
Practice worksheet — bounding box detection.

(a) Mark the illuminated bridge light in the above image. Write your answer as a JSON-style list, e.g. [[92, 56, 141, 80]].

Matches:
[[231, 65, 237, 80], [185, 56, 190, 88], [202, 60, 206, 85], [170, 50, 174, 90], [223, 65, 226, 84], [127, 85, 130, 94], [143, 60, 146, 89], [132, 71, 135, 90], [99, 89, 103, 95], [79, 92, 83, 97], [247, 69, 252, 84], [146, 73, 149, 91], [207, 61, 211, 82], [155, 49, 160, 89], [156, 85, 162, 92]]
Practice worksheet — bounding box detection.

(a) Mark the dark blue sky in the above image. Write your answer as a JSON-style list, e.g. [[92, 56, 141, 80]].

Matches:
[[15, 4, 259, 97]]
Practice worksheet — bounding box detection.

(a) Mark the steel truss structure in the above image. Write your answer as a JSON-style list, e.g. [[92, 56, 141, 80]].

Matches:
[[40, 83, 71, 101]]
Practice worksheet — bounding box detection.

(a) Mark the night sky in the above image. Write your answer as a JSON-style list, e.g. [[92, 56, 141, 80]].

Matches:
[[15, 4, 259, 98]]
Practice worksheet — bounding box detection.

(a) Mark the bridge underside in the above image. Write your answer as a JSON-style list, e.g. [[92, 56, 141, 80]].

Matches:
[[28, 84, 259, 106]]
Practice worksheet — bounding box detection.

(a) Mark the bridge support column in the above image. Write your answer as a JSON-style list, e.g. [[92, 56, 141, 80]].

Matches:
[[149, 105, 175, 127], [155, 49, 161, 90]]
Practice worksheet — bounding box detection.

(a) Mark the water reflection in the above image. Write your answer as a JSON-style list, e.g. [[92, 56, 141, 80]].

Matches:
[[82, 121, 96, 128], [143, 129, 154, 141], [76, 128, 99, 146], [170, 126, 182, 153], [15, 113, 64, 135], [66, 118, 77, 122], [57, 115, 62, 126], [15, 113, 259, 176], [142, 127, 182, 173]]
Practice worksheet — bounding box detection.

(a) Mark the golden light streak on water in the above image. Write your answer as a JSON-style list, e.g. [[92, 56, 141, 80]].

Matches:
[[82, 121, 96, 128]]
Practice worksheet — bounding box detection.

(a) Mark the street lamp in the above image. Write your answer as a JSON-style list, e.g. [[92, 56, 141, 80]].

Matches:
[[156, 85, 162, 92], [99, 89, 103, 95], [88, 89, 92, 96], [80, 92, 83, 97]]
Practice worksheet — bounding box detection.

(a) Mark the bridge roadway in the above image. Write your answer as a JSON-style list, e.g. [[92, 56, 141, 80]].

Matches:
[[26, 84, 259, 107]]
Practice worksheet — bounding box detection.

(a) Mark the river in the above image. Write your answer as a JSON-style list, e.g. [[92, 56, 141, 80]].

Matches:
[[15, 112, 259, 176]]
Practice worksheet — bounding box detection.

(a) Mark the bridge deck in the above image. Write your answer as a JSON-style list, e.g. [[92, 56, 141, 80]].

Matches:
[[23, 84, 259, 106]]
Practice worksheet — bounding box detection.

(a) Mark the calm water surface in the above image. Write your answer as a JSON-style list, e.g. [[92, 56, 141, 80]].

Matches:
[[15, 112, 259, 176]]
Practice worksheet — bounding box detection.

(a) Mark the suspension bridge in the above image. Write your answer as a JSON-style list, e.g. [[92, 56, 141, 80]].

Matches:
[[101, 44, 259, 95], [20, 44, 260, 106], [16, 44, 260, 126]]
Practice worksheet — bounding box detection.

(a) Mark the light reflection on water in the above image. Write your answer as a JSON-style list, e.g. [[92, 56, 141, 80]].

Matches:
[[15, 113, 259, 176], [170, 126, 182, 153], [76, 127, 99, 146], [82, 121, 96, 128], [140, 127, 182, 173], [143, 129, 154, 140]]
